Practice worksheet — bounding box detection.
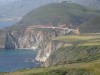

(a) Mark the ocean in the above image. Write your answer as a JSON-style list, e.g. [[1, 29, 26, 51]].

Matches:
[[0, 21, 16, 28], [0, 49, 39, 72]]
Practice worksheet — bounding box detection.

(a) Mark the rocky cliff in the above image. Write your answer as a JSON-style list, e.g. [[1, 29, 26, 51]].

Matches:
[[4, 26, 77, 62], [0, 31, 5, 49]]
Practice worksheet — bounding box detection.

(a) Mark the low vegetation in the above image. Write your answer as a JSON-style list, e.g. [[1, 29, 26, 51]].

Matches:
[[0, 59, 100, 75], [52, 33, 100, 46], [48, 45, 100, 65], [79, 16, 100, 33]]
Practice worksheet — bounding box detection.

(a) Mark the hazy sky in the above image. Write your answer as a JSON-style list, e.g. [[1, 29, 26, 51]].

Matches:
[[0, 0, 20, 5]]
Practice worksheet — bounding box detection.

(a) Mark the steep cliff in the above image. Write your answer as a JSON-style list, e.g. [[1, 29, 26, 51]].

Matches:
[[4, 26, 76, 62], [0, 31, 5, 49], [44, 45, 100, 67], [43, 34, 100, 67]]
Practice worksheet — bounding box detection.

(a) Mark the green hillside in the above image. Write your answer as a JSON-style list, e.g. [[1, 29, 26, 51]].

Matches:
[[47, 34, 100, 65], [1, 59, 100, 75], [70, 0, 100, 10], [48, 45, 100, 65], [79, 16, 100, 33], [7, 2, 100, 31]]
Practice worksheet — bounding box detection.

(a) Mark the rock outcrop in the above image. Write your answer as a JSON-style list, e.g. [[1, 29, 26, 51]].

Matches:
[[4, 26, 77, 62]]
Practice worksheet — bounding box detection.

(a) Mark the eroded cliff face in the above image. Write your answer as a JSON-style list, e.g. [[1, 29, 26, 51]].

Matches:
[[4, 27, 76, 62], [5, 30, 36, 49], [0, 31, 6, 49]]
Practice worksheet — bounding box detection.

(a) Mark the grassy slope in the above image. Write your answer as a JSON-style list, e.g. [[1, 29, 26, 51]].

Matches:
[[7, 2, 100, 31], [46, 34, 100, 72], [9, 3, 100, 32], [48, 45, 100, 65], [79, 16, 100, 33], [0, 60, 100, 75], [52, 34, 100, 46]]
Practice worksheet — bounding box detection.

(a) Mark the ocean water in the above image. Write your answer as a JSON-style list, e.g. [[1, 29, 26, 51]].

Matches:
[[0, 21, 16, 28], [0, 49, 39, 72]]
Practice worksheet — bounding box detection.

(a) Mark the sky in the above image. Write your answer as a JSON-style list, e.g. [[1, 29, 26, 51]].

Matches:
[[0, 0, 20, 28], [0, 0, 70, 6], [0, 0, 20, 5]]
